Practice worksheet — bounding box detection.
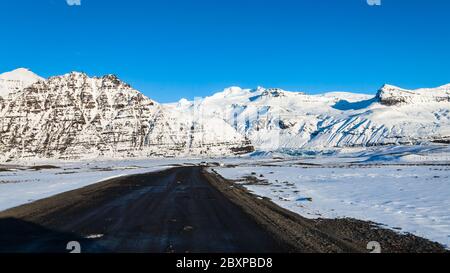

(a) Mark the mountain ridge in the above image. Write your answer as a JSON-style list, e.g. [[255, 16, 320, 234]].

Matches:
[[0, 68, 449, 161]]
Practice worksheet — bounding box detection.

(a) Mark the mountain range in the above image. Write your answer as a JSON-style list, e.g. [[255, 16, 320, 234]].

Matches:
[[0, 68, 449, 161]]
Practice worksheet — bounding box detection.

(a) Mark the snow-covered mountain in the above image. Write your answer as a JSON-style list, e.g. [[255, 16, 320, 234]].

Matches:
[[376, 84, 450, 105], [0, 70, 251, 161], [0, 68, 44, 98], [172, 85, 450, 151], [0, 68, 448, 161]]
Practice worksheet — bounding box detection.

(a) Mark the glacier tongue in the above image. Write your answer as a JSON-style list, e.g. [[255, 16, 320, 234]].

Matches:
[[0, 68, 449, 161]]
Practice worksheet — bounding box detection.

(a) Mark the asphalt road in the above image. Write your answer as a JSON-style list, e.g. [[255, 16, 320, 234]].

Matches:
[[0, 166, 446, 253], [0, 167, 288, 253]]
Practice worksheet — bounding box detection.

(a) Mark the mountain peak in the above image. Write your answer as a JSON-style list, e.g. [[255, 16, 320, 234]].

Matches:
[[379, 84, 403, 91], [208, 86, 249, 100], [102, 74, 119, 80], [223, 86, 244, 94], [68, 71, 88, 77], [0, 68, 44, 97], [100, 74, 127, 86], [376, 83, 450, 106], [10, 68, 33, 74], [0, 68, 44, 82]]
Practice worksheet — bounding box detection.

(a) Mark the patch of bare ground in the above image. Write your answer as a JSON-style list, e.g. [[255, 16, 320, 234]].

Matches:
[[28, 165, 60, 171]]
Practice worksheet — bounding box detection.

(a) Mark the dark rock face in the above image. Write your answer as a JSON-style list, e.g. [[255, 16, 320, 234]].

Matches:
[[376, 85, 410, 106], [0, 72, 253, 161], [431, 137, 450, 144], [377, 84, 450, 106]]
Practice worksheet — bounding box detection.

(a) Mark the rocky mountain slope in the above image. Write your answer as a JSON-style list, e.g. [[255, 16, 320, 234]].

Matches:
[[0, 70, 251, 161], [0, 68, 448, 161], [377, 84, 450, 105]]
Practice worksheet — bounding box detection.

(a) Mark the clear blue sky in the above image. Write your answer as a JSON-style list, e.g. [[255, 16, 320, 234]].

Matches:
[[1, 0, 449, 102]]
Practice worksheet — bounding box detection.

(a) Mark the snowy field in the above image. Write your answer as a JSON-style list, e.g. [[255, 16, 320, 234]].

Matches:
[[1, 145, 449, 248], [215, 145, 450, 248], [0, 158, 204, 212]]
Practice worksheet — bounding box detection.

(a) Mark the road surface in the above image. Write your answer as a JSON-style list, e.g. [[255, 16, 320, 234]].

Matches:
[[0, 166, 446, 253], [0, 167, 288, 253]]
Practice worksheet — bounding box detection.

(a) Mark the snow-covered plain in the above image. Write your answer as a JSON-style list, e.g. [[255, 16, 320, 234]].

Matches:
[[214, 145, 450, 248], [1, 145, 449, 248], [0, 156, 261, 212], [0, 158, 204, 212]]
